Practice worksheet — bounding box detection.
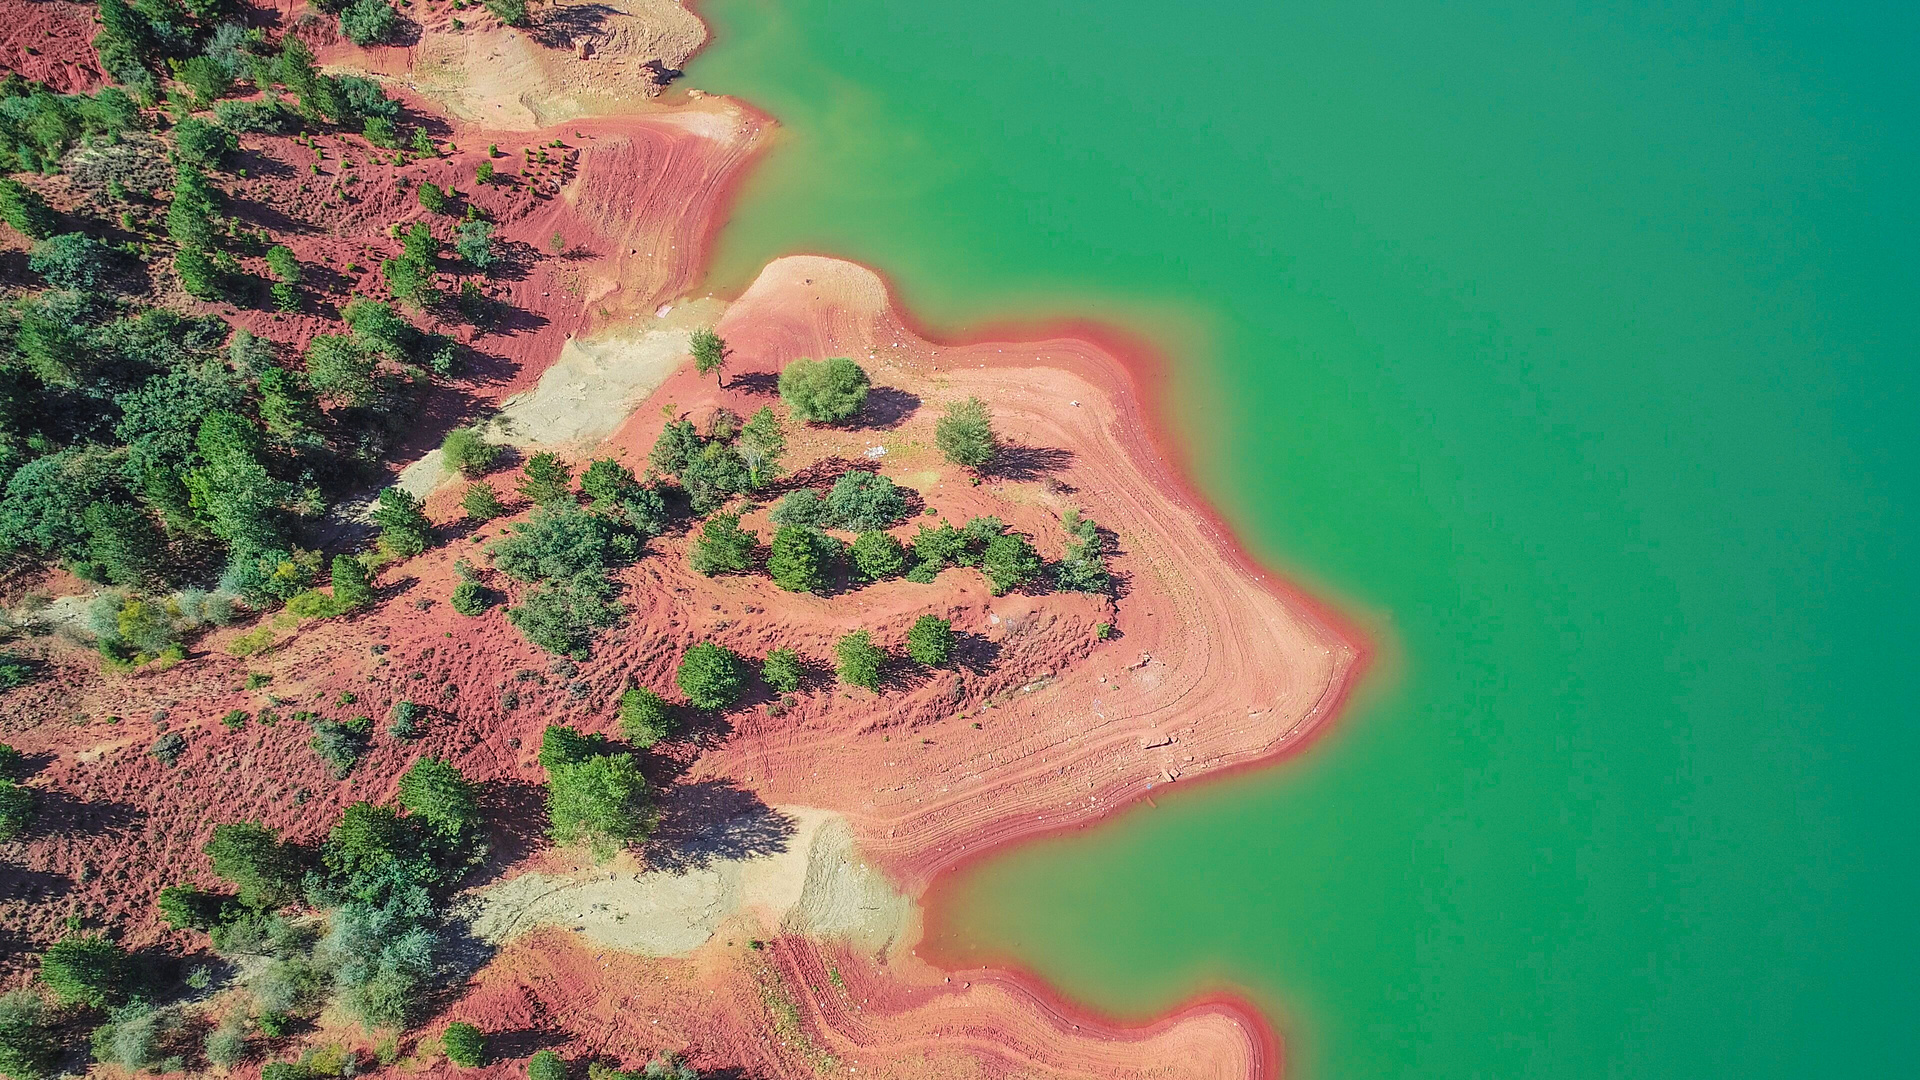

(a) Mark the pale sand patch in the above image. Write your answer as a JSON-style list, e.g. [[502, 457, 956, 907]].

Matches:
[[395, 297, 727, 499], [464, 808, 910, 958]]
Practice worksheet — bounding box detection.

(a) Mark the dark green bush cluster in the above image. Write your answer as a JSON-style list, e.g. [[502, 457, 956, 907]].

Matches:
[[649, 406, 784, 514], [0, 79, 141, 175], [308, 715, 370, 778], [766, 524, 845, 594], [768, 469, 907, 533], [617, 687, 673, 747], [834, 630, 884, 690], [903, 516, 1042, 593], [1054, 508, 1112, 593], [540, 724, 651, 859], [688, 512, 756, 576], [676, 641, 743, 710]]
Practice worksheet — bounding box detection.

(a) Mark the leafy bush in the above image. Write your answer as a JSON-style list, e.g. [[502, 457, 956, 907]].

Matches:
[[266, 244, 301, 283], [689, 513, 756, 576], [462, 482, 507, 521], [0, 781, 33, 842], [491, 505, 621, 584], [935, 396, 997, 469], [442, 1022, 485, 1067], [528, 1049, 566, 1080], [318, 899, 438, 1029], [0, 744, 21, 777], [450, 580, 491, 615], [518, 452, 573, 504], [538, 724, 607, 771], [90, 1001, 173, 1070], [206, 822, 306, 908], [676, 642, 743, 710], [768, 490, 827, 528], [0, 989, 59, 1080], [618, 688, 672, 748], [29, 233, 115, 290], [0, 654, 36, 691], [850, 530, 906, 581], [760, 648, 803, 694], [397, 756, 479, 838], [579, 458, 638, 506], [172, 117, 235, 169], [690, 328, 726, 382], [982, 533, 1042, 594], [834, 631, 884, 690], [438, 427, 499, 479], [824, 471, 906, 531], [417, 180, 448, 213], [767, 525, 834, 594], [216, 97, 294, 133], [203, 1015, 249, 1068], [906, 614, 954, 667], [339, 0, 400, 45], [737, 406, 785, 487], [546, 753, 649, 858], [310, 718, 366, 778], [453, 220, 494, 269], [332, 554, 376, 609], [778, 357, 869, 424], [40, 935, 128, 1007], [508, 578, 621, 656], [0, 178, 57, 239], [156, 884, 234, 930], [389, 700, 423, 738]]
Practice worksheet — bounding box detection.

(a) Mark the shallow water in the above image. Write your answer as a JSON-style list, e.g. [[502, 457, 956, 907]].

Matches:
[[686, 1, 1920, 1075]]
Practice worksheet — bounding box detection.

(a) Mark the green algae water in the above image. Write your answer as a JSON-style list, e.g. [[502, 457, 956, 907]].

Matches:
[[685, 1, 1919, 1076]]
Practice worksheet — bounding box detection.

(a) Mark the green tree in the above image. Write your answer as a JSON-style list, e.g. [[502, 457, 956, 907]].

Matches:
[[648, 418, 701, 477], [441, 427, 500, 478], [824, 471, 906, 531], [80, 502, 164, 588], [834, 631, 884, 691], [178, 55, 233, 106], [475, 160, 495, 185], [538, 724, 606, 770], [617, 687, 672, 748], [175, 243, 224, 300], [441, 1022, 485, 1068], [546, 753, 649, 857], [935, 396, 997, 470], [1054, 508, 1111, 593], [304, 334, 381, 407], [528, 1050, 566, 1080], [0, 781, 32, 842], [397, 756, 479, 838], [339, 0, 399, 45], [676, 641, 742, 710], [371, 487, 432, 557], [323, 801, 407, 881], [266, 244, 301, 283], [172, 117, 235, 169], [450, 579, 490, 614], [382, 252, 434, 308], [849, 530, 906, 582], [484, 0, 529, 26], [204, 821, 305, 908], [767, 525, 830, 593], [453, 219, 494, 269], [0, 178, 57, 240], [736, 406, 785, 488], [508, 578, 620, 655], [777, 356, 869, 424], [688, 513, 755, 576], [689, 328, 726, 386], [155, 884, 232, 930], [518, 452, 573, 504], [185, 412, 293, 553], [331, 554, 375, 609], [768, 490, 827, 529], [905, 614, 954, 667], [578, 458, 638, 506], [982, 533, 1042, 595], [417, 180, 448, 214], [461, 482, 506, 521], [38, 935, 127, 1008], [760, 648, 803, 694]]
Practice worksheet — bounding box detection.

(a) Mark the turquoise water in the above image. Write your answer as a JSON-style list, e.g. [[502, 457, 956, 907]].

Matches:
[[685, 1, 1920, 1076]]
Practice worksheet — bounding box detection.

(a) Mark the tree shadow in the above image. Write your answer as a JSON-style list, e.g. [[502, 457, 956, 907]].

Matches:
[[641, 779, 796, 875], [990, 443, 1075, 481], [724, 370, 779, 397], [0, 865, 70, 904], [26, 789, 147, 839], [473, 776, 549, 879], [951, 630, 1002, 676], [531, 3, 616, 47], [846, 386, 920, 431], [487, 1027, 571, 1060]]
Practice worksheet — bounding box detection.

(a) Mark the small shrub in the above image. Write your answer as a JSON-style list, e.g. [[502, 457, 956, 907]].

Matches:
[[222, 709, 250, 730], [834, 631, 884, 691], [461, 482, 507, 521], [676, 642, 743, 710], [617, 687, 671, 748], [935, 396, 998, 469], [149, 732, 188, 766], [688, 514, 756, 576], [450, 580, 491, 615], [824, 471, 906, 531], [981, 533, 1042, 595], [767, 525, 833, 594], [340, 0, 400, 45], [442, 1023, 484, 1067], [417, 180, 448, 213], [545, 752, 649, 857], [760, 648, 803, 694], [768, 489, 828, 528], [517, 452, 573, 504], [442, 427, 500, 478], [485, 0, 529, 26], [475, 160, 495, 185], [905, 615, 954, 667], [389, 700, 423, 738], [204, 1018, 248, 1068], [173, 118, 236, 169], [40, 935, 128, 1008], [309, 719, 365, 778], [0, 781, 33, 842]]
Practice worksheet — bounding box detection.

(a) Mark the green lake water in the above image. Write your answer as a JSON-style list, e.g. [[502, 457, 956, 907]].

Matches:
[[684, 1, 1919, 1075]]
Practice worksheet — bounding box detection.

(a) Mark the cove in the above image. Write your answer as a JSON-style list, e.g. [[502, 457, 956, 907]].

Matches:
[[683, 1, 1920, 1076]]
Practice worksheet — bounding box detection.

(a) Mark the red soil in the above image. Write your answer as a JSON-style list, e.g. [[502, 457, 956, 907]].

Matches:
[[0, 1, 107, 93]]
